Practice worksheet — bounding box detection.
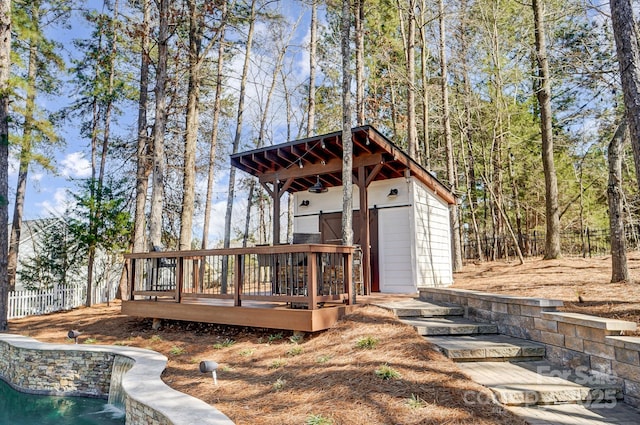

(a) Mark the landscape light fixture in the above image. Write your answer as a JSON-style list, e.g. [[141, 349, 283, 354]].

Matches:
[[199, 360, 219, 385], [299, 199, 310, 207], [387, 188, 398, 198], [308, 175, 328, 193], [68, 329, 82, 344]]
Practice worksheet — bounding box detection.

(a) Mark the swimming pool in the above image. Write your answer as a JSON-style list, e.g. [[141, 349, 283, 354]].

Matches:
[[0, 379, 125, 425]]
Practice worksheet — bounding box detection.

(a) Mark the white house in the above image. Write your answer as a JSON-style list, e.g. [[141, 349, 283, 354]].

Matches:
[[231, 125, 456, 295]]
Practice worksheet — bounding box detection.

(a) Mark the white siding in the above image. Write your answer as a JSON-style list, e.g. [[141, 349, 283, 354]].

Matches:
[[292, 177, 410, 217], [294, 185, 359, 216], [411, 179, 453, 287], [378, 206, 416, 293], [292, 176, 452, 293]]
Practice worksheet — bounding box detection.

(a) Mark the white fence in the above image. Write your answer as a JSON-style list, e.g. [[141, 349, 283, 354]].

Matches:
[[8, 282, 117, 319]]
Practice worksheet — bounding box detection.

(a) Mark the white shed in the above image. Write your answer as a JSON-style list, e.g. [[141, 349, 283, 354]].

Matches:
[[231, 125, 456, 294]]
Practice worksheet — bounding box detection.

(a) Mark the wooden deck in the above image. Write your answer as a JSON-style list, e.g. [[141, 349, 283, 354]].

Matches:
[[122, 298, 358, 332], [123, 244, 360, 332]]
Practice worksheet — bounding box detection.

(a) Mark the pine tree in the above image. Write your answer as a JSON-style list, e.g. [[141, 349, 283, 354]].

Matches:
[[8, 0, 69, 290], [0, 0, 11, 331]]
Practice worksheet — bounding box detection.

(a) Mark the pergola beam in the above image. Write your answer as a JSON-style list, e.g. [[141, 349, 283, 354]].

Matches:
[[259, 153, 384, 184]]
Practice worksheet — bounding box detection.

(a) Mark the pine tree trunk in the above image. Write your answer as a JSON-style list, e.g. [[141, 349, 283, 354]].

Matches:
[[406, 0, 417, 159], [86, 246, 95, 307], [222, 0, 257, 291], [202, 2, 228, 250], [133, 0, 151, 254], [439, 0, 462, 271], [355, 0, 365, 126], [508, 150, 524, 254], [242, 180, 255, 247], [341, 0, 353, 247], [608, 120, 630, 283], [308, 0, 317, 135], [610, 0, 640, 194], [149, 0, 170, 249], [179, 0, 203, 250], [87, 0, 119, 307], [457, 0, 483, 261], [99, 0, 118, 186], [533, 0, 561, 259], [8, 16, 38, 291], [248, 26, 294, 245], [418, 0, 430, 168], [0, 0, 11, 331]]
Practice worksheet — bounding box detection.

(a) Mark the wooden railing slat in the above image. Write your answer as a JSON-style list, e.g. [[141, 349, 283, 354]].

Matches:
[[127, 244, 356, 309]]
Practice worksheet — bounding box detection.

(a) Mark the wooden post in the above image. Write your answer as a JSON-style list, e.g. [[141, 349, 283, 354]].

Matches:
[[308, 252, 318, 310], [261, 178, 294, 245], [345, 251, 353, 305], [234, 254, 242, 307], [358, 165, 371, 295], [191, 258, 200, 293], [273, 182, 281, 244], [128, 258, 134, 301], [176, 256, 183, 303]]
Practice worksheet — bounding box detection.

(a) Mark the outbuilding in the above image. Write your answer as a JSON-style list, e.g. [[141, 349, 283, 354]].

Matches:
[[230, 125, 456, 294]]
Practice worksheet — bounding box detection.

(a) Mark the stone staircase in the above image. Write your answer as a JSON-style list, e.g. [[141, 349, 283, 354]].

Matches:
[[378, 299, 640, 424]]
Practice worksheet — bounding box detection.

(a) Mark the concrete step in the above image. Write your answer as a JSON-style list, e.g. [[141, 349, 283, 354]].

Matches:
[[427, 334, 545, 362], [457, 360, 623, 406], [508, 402, 640, 425], [400, 316, 498, 336], [379, 299, 464, 318]]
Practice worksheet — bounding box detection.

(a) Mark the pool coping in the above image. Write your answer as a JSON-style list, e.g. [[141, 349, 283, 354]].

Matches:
[[0, 333, 234, 425]]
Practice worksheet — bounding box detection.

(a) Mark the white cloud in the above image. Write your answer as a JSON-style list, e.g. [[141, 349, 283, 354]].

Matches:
[[60, 151, 91, 178], [37, 187, 71, 217]]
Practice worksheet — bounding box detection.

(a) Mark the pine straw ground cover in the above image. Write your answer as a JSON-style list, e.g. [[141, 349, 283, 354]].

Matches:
[[9, 303, 525, 425], [453, 251, 640, 332]]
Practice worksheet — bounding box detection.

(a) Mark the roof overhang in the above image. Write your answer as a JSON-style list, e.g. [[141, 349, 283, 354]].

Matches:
[[230, 125, 456, 205]]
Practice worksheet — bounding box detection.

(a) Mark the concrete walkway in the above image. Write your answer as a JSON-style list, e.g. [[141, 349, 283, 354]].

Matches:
[[372, 298, 640, 425]]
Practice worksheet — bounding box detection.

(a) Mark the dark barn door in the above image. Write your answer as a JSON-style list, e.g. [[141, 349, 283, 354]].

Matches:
[[319, 210, 379, 292]]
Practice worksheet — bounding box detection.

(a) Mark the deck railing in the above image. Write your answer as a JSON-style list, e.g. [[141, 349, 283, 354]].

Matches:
[[124, 244, 355, 310]]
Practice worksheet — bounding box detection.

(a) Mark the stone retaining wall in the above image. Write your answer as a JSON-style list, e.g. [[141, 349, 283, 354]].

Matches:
[[419, 288, 640, 407], [0, 334, 234, 425], [0, 340, 113, 397]]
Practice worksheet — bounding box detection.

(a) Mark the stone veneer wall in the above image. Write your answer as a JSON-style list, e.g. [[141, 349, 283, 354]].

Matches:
[[0, 334, 234, 425], [419, 288, 640, 407], [0, 340, 113, 396]]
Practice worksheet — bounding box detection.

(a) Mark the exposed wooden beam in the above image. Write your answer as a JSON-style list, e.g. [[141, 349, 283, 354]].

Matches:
[[275, 148, 297, 165], [259, 153, 384, 183], [366, 163, 384, 187], [238, 156, 262, 174], [251, 153, 273, 170], [280, 177, 294, 193]]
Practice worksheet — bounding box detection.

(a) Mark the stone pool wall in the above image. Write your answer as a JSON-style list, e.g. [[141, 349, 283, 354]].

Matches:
[[0, 340, 113, 397], [419, 287, 640, 407], [0, 334, 234, 425]]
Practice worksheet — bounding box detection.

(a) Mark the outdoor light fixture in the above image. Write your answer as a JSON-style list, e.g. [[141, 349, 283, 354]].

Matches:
[[298, 159, 303, 168], [199, 360, 219, 385], [308, 175, 328, 193], [68, 329, 82, 344], [387, 188, 398, 197], [299, 199, 310, 207]]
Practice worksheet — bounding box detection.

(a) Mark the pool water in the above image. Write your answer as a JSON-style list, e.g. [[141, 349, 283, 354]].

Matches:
[[0, 379, 125, 425]]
